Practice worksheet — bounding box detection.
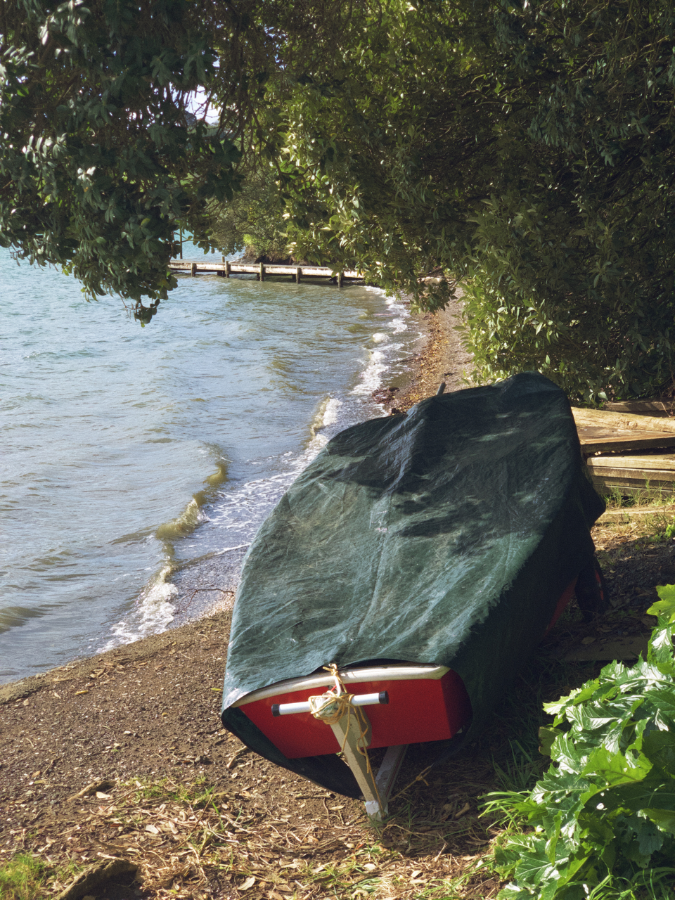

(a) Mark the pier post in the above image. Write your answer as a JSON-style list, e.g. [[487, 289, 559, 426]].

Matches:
[[259, 262, 265, 282], [338, 271, 344, 288], [190, 262, 197, 277], [225, 260, 231, 277], [296, 267, 302, 284]]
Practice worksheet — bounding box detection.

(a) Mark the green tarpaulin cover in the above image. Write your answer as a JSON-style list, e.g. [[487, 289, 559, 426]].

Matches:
[[221, 373, 605, 797]]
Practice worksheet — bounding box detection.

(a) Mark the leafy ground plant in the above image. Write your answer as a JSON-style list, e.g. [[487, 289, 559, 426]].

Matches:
[[489, 586, 675, 899]]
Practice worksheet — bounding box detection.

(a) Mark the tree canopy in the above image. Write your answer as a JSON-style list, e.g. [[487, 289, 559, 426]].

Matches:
[[4, 0, 675, 399], [271, 0, 675, 400], [206, 165, 290, 262], [0, 0, 356, 299]]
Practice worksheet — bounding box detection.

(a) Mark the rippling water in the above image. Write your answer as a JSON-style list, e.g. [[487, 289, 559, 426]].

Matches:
[[0, 245, 422, 683]]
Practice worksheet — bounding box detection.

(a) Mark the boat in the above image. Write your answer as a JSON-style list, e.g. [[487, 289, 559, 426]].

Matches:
[[221, 372, 606, 815]]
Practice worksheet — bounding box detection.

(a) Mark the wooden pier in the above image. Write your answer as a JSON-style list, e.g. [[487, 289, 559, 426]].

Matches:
[[170, 259, 364, 286]]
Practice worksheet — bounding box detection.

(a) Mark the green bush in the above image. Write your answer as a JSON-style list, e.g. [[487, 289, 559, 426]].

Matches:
[[489, 586, 675, 899]]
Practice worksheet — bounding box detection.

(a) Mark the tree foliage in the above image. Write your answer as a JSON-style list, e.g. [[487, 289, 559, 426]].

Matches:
[[268, 0, 675, 400], [0, 0, 358, 300], [5, 0, 675, 397], [206, 166, 290, 261]]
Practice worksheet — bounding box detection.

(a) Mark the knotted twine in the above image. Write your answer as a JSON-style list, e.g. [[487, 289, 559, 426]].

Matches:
[[308, 663, 381, 806]]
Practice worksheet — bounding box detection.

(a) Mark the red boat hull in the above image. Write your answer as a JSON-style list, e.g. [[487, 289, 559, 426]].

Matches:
[[235, 577, 577, 760], [236, 667, 470, 758]]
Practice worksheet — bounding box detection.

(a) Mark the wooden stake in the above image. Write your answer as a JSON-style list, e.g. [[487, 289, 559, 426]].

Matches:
[[328, 709, 379, 810], [328, 711, 407, 819], [367, 744, 407, 818]]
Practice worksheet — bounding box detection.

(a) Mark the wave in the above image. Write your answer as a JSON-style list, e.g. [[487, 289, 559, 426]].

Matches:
[[102, 287, 422, 649], [155, 498, 207, 541], [101, 564, 177, 650], [0, 604, 47, 636], [307, 396, 343, 454], [155, 458, 228, 541]]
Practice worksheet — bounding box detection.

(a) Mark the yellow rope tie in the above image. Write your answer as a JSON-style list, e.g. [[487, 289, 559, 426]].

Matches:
[[307, 663, 381, 806]]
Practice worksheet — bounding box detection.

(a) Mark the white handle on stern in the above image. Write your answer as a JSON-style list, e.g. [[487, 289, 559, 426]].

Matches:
[[271, 690, 388, 717]]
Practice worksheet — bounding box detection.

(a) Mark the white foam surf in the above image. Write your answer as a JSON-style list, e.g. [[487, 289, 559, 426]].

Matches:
[[101, 564, 177, 650], [102, 285, 423, 649]]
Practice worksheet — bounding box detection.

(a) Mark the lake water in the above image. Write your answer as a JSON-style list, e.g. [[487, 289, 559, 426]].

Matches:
[[0, 245, 422, 683]]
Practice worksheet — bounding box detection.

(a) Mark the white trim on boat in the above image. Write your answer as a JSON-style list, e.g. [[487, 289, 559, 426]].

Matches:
[[233, 664, 449, 707]]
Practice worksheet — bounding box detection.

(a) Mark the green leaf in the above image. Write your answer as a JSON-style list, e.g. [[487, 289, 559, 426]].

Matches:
[[539, 727, 561, 757], [582, 745, 652, 787], [603, 773, 675, 819], [644, 690, 675, 722], [649, 584, 675, 624], [642, 807, 675, 836], [642, 730, 675, 777]]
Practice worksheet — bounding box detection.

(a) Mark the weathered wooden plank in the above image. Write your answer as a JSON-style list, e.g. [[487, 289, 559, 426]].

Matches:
[[586, 454, 675, 495], [588, 455, 675, 472], [605, 400, 675, 417], [589, 465, 675, 482], [588, 474, 675, 496], [558, 635, 650, 662], [574, 407, 675, 453], [600, 504, 675, 518], [576, 426, 675, 454], [573, 406, 675, 434]]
